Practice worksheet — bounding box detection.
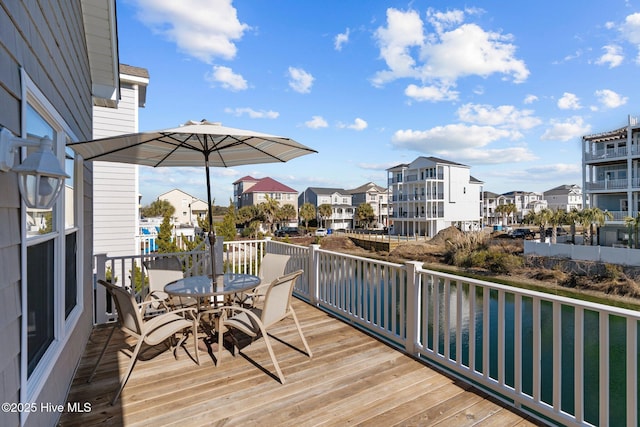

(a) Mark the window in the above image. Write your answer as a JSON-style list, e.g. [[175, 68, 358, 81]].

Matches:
[[21, 72, 82, 402]]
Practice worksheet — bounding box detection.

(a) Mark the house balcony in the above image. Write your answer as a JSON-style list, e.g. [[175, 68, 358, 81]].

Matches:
[[62, 240, 640, 426], [584, 147, 628, 163], [585, 178, 640, 192]]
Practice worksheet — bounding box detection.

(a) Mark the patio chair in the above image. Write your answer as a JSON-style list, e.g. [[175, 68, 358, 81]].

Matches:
[[238, 253, 291, 307], [217, 270, 312, 383], [88, 280, 199, 405], [143, 256, 193, 311]]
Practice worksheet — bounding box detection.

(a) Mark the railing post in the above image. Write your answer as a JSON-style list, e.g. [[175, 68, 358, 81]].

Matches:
[[309, 244, 320, 305], [404, 261, 422, 356], [94, 253, 108, 325]]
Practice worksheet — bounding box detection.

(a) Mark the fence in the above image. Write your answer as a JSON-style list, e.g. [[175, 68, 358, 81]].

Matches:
[[525, 240, 640, 267], [94, 239, 639, 426]]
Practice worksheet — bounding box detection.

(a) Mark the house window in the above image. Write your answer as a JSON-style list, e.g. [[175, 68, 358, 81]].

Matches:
[[22, 72, 82, 400]]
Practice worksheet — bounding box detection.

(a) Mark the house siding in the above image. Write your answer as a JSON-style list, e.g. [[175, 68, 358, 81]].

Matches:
[[0, 1, 96, 426]]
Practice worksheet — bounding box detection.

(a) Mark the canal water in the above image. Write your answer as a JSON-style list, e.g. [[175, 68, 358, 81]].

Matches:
[[423, 281, 638, 426]]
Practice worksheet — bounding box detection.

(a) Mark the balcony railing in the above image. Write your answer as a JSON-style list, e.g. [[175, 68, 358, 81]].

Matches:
[[585, 178, 630, 190], [93, 239, 640, 426], [584, 147, 627, 161]]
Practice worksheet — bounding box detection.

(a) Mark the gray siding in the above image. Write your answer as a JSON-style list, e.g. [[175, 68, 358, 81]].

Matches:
[[0, 1, 95, 426]]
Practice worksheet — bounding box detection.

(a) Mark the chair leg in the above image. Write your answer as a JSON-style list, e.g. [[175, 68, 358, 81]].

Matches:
[[290, 307, 312, 358], [87, 324, 117, 383], [193, 317, 200, 366], [259, 325, 285, 384], [111, 338, 144, 405]]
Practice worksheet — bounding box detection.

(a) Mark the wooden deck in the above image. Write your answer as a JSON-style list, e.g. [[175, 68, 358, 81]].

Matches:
[[59, 299, 544, 426]]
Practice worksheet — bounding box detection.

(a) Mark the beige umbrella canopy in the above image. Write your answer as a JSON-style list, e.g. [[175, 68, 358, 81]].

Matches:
[[68, 120, 317, 276]]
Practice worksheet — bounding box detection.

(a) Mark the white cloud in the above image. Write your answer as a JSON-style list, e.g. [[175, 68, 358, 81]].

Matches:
[[288, 67, 314, 93], [357, 162, 397, 171], [596, 45, 624, 68], [557, 92, 581, 110], [456, 103, 541, 130], [372, 8, 529, 93], [404, 84, 459, 102], [205, 65, 247, 91], [621, 12, 640, 44], [346, 118, 368, 131], [523, 94, 538, 104], [594, 89, 628, 109], [304, 116, 328, 129], [133, 0, 249, 63], [224, 107, 279, 119], [438, 147, 537, 165], [391, 123, 513, 152], [335, 28, 350, 51], [541, 116, 591, 142]]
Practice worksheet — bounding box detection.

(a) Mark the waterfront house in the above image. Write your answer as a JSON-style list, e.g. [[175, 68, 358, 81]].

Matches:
[[347, 181, 389, 229], [387, 156, 483, 236], [298, 187, 355, 229], [583, 115, 640, 245]]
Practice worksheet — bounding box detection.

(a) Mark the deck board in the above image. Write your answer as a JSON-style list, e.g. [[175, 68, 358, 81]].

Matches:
[[59, 299, 545, 426]]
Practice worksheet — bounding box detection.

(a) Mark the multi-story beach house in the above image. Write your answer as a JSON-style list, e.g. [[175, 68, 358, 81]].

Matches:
[[299, 187, 355, 229], [500, 190, 547, 222], [93, 65, 149, 258], [233, 176, 299, 226], [0, 2, 119, 426], [582, 115, 640, 245], [482, 191, 506, 226], [387, 156, 483, 236], [347, 182, 389, 229], [543, 184, 584, 212], [157, 188, 207, 225]]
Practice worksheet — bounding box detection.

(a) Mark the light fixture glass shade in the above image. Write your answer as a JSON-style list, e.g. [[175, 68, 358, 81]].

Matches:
[[11, 137, 70, 209]]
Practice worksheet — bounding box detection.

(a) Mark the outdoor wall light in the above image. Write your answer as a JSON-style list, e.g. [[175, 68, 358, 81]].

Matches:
[[0, 127, 69, 209]]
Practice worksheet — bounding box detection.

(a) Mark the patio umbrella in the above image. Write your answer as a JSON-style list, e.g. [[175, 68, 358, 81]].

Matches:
[[67, 119, 317, 277]]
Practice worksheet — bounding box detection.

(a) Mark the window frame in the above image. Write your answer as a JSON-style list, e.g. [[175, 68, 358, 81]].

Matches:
[[19, 70, 84, 409]]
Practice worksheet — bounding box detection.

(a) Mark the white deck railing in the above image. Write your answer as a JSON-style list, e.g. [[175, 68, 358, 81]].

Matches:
[[93, 239, 638, 426]]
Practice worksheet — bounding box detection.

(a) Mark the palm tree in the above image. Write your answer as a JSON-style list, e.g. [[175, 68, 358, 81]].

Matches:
[[299, 202, 316, 230], [277, 203, 297, 229], [548, 209, 567, 244], [522, 208, 551, 241], [356, 203, 376, 229], [566, 207, 581, 244], [318, 204, 333, 228], [623, 212, 640, 248], [589, 207, 613, 246], [495, 203, 517, 227], [259, 195, 280, 234]]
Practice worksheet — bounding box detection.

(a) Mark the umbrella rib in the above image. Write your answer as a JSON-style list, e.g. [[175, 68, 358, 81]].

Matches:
[[209, 135, 318, 164]]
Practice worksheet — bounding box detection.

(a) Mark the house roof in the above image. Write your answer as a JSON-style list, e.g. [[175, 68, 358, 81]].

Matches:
[[242, 177, 297, 194], [306, 187, 349, 195], [158, 188, 198, 199], [483, 191, 501, 198], [82, 0, 120, 107], [543, 184, 581, 196], [582, 126, 627, 142], [347, 182, 386, 194], [387, 156, 468, 171], [233, 175, 258, 185], [119, 64, 149, 107], [469, 175, 483, 183]]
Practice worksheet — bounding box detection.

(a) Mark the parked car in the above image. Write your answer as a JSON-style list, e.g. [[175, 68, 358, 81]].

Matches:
[[315, 228, 327, 237], [545, 227, 568, 237], [275, 227, 300, 237], [509, 228, 535, 239]]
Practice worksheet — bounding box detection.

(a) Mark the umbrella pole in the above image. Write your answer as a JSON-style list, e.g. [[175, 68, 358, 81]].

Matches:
[[205, 161, 217, 278]]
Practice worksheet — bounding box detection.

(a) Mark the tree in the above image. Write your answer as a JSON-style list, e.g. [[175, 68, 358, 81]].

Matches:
[[259, 195, 280, 234], [547, 209, 567, 244], [566, 207, 581, 244], [522, 208, 551, 240], [495, 203, 517, 226], [277, 203, 297, 228], [236, 205, 263, 239], [356, 203, 376, 229], [140, 199, 175, 218], [217, 199, 237, 242], [318, 204, 333, 228], [299, 202, 316, 229], [156, 214, 178, 253], [588, 207, 613, 246]]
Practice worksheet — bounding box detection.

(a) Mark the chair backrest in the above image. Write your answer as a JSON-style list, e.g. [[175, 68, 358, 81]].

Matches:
[[98, 280, 144, 336], [259, 253, 291, 285], [144, 256, 184, 293], [261, 270, 303, 328]]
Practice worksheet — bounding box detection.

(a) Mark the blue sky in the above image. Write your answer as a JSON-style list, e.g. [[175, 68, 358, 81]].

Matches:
[[116, 0, 640, 206]]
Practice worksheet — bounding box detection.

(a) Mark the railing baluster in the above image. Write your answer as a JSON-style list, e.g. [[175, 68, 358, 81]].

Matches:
[[498, 289, 505, 386], [574, 307, 584, 424], [627, 318, 637, 427], [443, 278, 451, 361], [599, 313, 610, 427], [552, 301, 562, 413]]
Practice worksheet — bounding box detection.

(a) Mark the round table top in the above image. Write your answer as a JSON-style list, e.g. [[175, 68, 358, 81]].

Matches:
[[164, 273, 260, 298]]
